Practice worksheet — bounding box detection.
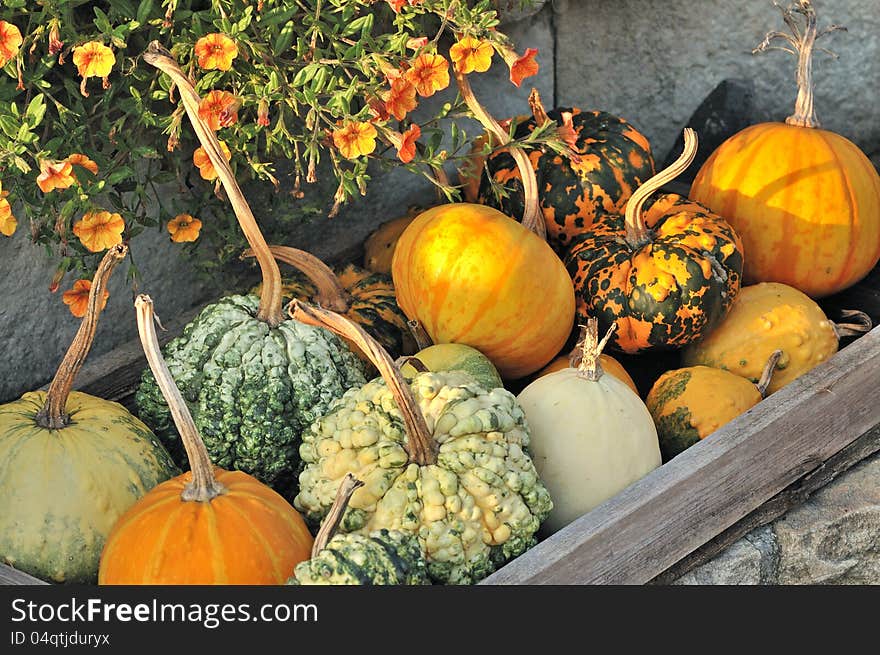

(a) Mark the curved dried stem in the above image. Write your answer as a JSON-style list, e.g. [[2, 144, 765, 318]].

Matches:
[[755, 349, 783, 397], [576, 318, 616, 381], [833, 309, 872, 338], [143, 41, 284, 326], [407, 319, 433, 351], [36, 245, 127, 429], [311, 473, 364, 558]]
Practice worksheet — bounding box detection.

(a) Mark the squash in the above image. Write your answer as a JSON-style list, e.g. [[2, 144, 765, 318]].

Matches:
[[137, 44, 367, 497], [647, 351, 782, 461], [689, 0, 880, 298], [536, 333, 638, 395], [0, 246, 177, 583], [564, 128, 744, 354], [247, 245, 417, 361], [399, 343, 504, 391], [99, 296, 314, 584], [681, 282, 871, 394], [470, 89, 655, 254], [516, 319, 661, 535], [363, 208, 422, 274], [290, 300, 552, 584], [288, 474, 430, 585]]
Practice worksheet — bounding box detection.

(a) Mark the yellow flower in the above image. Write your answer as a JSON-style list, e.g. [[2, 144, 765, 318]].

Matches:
[[37, 160, 76, 193], [449, 36, 493, 74], [405, 53, 449, 97], [198, 90, 239, 131], [0, 21, 22, 68], [72, 210, 125, 252], [73, 41, 115, 97], [332, 121, 377, 159], [0, 182, 16, 236], [62, 279, 110, 319], [67, 153, 99, 176], [193, 140, 232, 181], [194, 33, 238, 71], [167, 214, 202, 243]]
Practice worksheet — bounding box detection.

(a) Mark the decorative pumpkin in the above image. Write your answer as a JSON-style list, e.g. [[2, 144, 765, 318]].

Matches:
[[536, 334, 638, 395], [470, 89, 655, 253], [137, 44, 367, 497], [290, 301, 552, 584], [647, 351, 782, 461], [247, 245, 417, 361], [399, 343, 504, 391], [690, 0, 880, 298], [288, 474, 430, 586], [363, 208, 422, 274], [564, 128, 744, 354], [516, 319, 661, 535], [99, 296, 314, 585], [0, 246, 177, 583], [681, 282, 871, 395]]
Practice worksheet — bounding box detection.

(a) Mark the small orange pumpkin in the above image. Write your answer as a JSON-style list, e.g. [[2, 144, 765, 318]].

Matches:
[[690, 1, 880, 298], [98, 296, 313, 585]]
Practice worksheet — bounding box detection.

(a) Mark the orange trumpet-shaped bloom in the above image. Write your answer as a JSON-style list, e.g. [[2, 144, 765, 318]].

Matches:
[[0, 185, 16, 237], [449, 36, 493, 74], [67, 153, 99, 176], [405, 53, 449, 98], [193, 140, 232, 181], [332, 121, 377, 159], [0, 20, 22, 67], [167, 213, 203, 243], [387, 124, 421, 164], [501, 47, 539, 88], [73, 41, 115, 96], [37, 160, 76, 193], [383, 77, 417, 121], [194, 33, 238, 71], [72, 210, 125, 252], [62, 279, 109, 318], [198, 90, 239, 131]]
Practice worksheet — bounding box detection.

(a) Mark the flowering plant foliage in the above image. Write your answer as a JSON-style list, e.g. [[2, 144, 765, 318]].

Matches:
[[0, 0, 556, 314]]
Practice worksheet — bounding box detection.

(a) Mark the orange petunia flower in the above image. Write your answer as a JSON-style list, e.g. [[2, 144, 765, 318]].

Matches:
[[198, 90, 239, 131], [501, 47, 539, 88], [332, 121, 377, 159], [62, 279, 109, 318], [257, 98, 270, 127], [194, 33, 238, 71], [48, 20, 63, 57], [449, 36, 493, 74], [37, 160, 76, 193], [0, 181, 16, 237], [388, 124, 421, 164], [67, 153, 99, 176], [167, 213, 202, 243], [72, 41, 115, 97], [0, 21, 22, 68], [387, 0, 422, 13], [72, 210, 125, 252], [384, 77, 417, 121], [405, 53, 449, 98], [193, 140, 232, 181]]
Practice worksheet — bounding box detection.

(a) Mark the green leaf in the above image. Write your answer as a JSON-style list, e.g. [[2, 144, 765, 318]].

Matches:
[[136, 0, 154, 24], [0, 115, 19, 139], [107, 166, 136, 185], [292, 63, 320, 87], [274, 21, 296, 55], [93, 7, 112, 33], [25, 94, 46, 127]]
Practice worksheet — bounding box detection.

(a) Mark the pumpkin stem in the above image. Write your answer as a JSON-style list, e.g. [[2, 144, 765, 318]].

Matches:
[[624, 128, 697, 249], [243, 245, 351, 313], [407, 319, 433, 351], [135, 294, 225, 502], [37, 245, 127, 429], [755, 349, 783, 397], [832, 309, 872, 338], [753, 0, 846, 129], [311, 473, 364, 558], [576, 318, 616, 382], [289, 300, 438, 466], [453, 69, 546, 240], [397, 356, 430, 374], [143, 41, 284, 327]]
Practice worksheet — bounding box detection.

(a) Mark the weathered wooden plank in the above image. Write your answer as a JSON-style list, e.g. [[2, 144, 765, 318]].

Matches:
[[649, 423, 880, 584], [482, 325, 880, 585], [0, 564, 49, 585]]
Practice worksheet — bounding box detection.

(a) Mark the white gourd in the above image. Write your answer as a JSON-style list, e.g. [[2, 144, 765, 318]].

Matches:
[[517, 320, 661, 534]]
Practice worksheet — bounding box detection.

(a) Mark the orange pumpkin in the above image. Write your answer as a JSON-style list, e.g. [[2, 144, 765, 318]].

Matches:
[[690, 0, 880, 298], [98, 296, 313, 585]]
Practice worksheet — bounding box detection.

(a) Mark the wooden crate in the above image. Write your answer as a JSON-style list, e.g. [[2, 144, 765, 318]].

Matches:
[[3, 256, 880, 587]]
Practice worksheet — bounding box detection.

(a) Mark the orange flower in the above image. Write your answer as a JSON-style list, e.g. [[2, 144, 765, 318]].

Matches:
[[502, 47, 539, 88], [72, 210, 125, 252], [198, 90, 239, 131], [67, 153, 99, 176], [193, 140, 232, 180], [332, 121, 377, 159], [449, 36, 493, 74], [405, 53, 449, 97], [0, 182, 16, 237], [37, 160, 76, 193], [167, 213, 202, 243], [0, 21, 22, 67], [257, 98, 270, 127], [72, 41, 115, 97], [384, 77, 417, 121], [194, 33, 238, 72], [387, 0, 422, 12], [389, 124, 421, 164], [48, 20, 63, 56], [62, 279, 109, 318]]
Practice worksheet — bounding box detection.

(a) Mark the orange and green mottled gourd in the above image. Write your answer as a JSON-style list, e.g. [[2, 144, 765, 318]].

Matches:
[[681, 282, 871, 395], [0, 246, 177, 583], [647, 351, 782, 461], [565, 129, 744, 354], [391, 70, 574, 380], [362, 208, 422, 274], [690, 1, 880, 298], [98, 296, 313, 585]]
